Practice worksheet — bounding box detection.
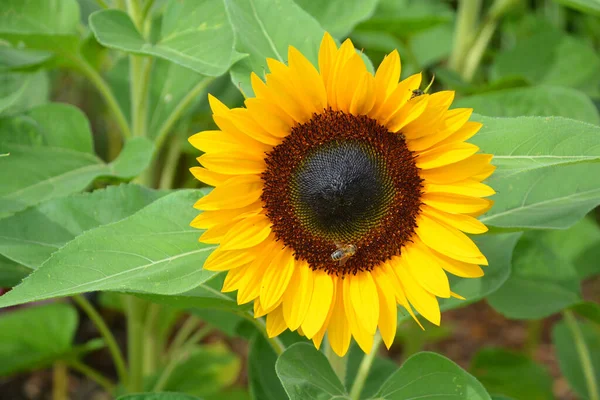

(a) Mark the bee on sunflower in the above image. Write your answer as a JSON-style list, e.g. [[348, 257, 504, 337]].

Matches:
[[189, 32, 494, 356]]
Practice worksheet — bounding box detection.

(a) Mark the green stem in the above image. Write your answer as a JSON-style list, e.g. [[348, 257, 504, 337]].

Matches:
[[324, 338, 347, 385], [73, 55, 131, 139], [233, 310, 285, 355], [167, 316, 202, 358], [72, 295, 129, 385], [52, 362, 68, 400], [349, 333, 382, 400], [448, 0, 482, 72], [95, 0, 109, 9], [154, 77, 215, 153], [125, 296, 147, 393], [462, 0, 518, 82], [525, 319, 542, 357], [563, 310, 599, 400], [68, 360, 115, 394], [158, 137, 182, 189], [143, 303, 161, 376]]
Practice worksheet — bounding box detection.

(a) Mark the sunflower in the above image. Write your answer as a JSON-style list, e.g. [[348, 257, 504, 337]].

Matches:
[[189, 33, 494, 356]]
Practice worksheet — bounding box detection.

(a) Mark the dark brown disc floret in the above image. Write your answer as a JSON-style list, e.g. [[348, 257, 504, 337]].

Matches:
[[261, 109, 422, 275]]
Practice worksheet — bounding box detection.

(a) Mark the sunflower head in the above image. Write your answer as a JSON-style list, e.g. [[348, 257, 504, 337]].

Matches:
[[189, 33, 495, 356]]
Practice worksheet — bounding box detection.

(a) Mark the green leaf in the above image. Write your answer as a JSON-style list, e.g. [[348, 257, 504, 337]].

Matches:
[[375, 351, 491, 400], [0, 184, 164, 269], [492, 28, 600, 97], [472, 115, 600, 229], [552, 0, 600, 16], [0, 0, 81, 54], [455, 86, 600, 125], [470, 348, 554, 400], [0, 104, 154, 216], [248, 334, 288, 400], [295, 0, 379, 38], [487, 231, 582, 319], [552, 318, 600, 399], [571, 301, 600, 325], [117, 394, 201, 400], [224, 0, 325, 96], [0, 45, 53, 71], [275, 342, 348, 400], [0, 303, 77, 375], [0, 71, 49, 116], [0, 190, 216, 308], [0, 254, 30, 287], [355, 0, 454, 39], [89, 0, 242, 77], [153, 343, 240, 397]]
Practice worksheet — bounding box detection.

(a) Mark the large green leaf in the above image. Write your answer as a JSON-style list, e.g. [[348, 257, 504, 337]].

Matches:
[[0, 0, 81, 54], [89, 0, 242, 77], [295, 0, 379, 38], [487, 231, 582, 319], [455, 86, 600, 125], [0, 255, 30, 288], [0, 104, 154, 217], [0, 303, 77, 375], [0, 190, 216, 308], [491, 27, 600, 97], [0, 184, 164, 269], [470, 348, 554, 400], [472, 115, 600, 229], [0, 71, 48, 116], [224, 0, 325, 96], [552, 318, 600, 399], [552, 0, 600, 16], [275, 343, 348, 400], [248, 334, 288, 400], [374, 352, 491, 399], [0, 45, 53, 71]]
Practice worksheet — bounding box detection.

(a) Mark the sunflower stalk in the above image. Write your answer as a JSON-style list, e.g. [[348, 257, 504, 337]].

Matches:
[[563, 310, 599, 400], [324, 338, 348, 385], [349, 333, 382, 400]]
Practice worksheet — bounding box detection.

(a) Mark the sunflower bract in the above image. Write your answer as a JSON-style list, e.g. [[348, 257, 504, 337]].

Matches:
[[189, 32, 495, 356]]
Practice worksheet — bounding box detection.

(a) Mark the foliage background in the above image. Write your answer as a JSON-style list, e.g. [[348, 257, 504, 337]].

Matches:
[[0, 0, 599, 399]]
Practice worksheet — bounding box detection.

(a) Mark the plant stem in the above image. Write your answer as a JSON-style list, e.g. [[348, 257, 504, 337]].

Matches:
[[154, 77, 215, 153], [68, 360, 116, 394], [125, 295, 147, 393], [52, 362, 68, 400], [127, 0, 150, 138], [525, 319, 542, 357], [143, 303, 161, 376], [167, 315, 202, 358], [159, 137, 182, 189], [349, 333, 382, 400], [462, 0, 518, 82], [95, 0, 109, 9], [448, 0, 482, 72], [72, 295, 129, 385], [563, 310, 599, 400], [73, 55, 131, 139], [324, 338, 347, 385]]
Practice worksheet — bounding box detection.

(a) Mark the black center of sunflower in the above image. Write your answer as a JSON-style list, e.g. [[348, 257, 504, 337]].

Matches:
[[261, 109, 423, 275], [291, 141, 394, 242]]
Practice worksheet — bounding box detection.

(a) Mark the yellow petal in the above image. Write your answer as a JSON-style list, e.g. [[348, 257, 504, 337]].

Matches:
[[189, 167, 231, 187], [386, 94, 429, 132], [416, 213, 488, 265], [222, 262, 253, 292], [327, 38, 357, 110], [371, 267, 398, 349], [282, 260, 314, 331], [227, 108, 281, 146], [436, 121, 483, 148], [369, 73, 422, 122], [402, 91, 455, 139], [327, 278, 351, 356], [193, 175, 263, 211], [423, 179, 496, 198], [199, 219, 237, 244], [372, 50, 401, 111], [288, 46, 327, 111], [190, 202, 263, 229], [415, 142, 479, 170], [409, 109, 474, 150], [203, 246, 256, 271], [422, 192, 494, 215], [245, 97, 293, 138], [189, 130, 266, 154], [349, 72, 376, 115], [403, 241, 450, 298], [419, 154, 493, 184], [220, 214, 272, 250], [343, 276, 374, 353], [260, 247, 295, 310], [424, 245, 485, 278], [335, 53, 369, 112], [301, 270, 334, 338], [395, 257, 441, 326], [472, 164, 496, 182], [267, 306, 288, 337], [381, 260, 424, 329], [349, 271, 379, 334], [237, 241, 278, 304], [266, 58, 315, 122], [421, 204, 488, 234], [199, 152, 266, 175], [318, 32, 338, 89]]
